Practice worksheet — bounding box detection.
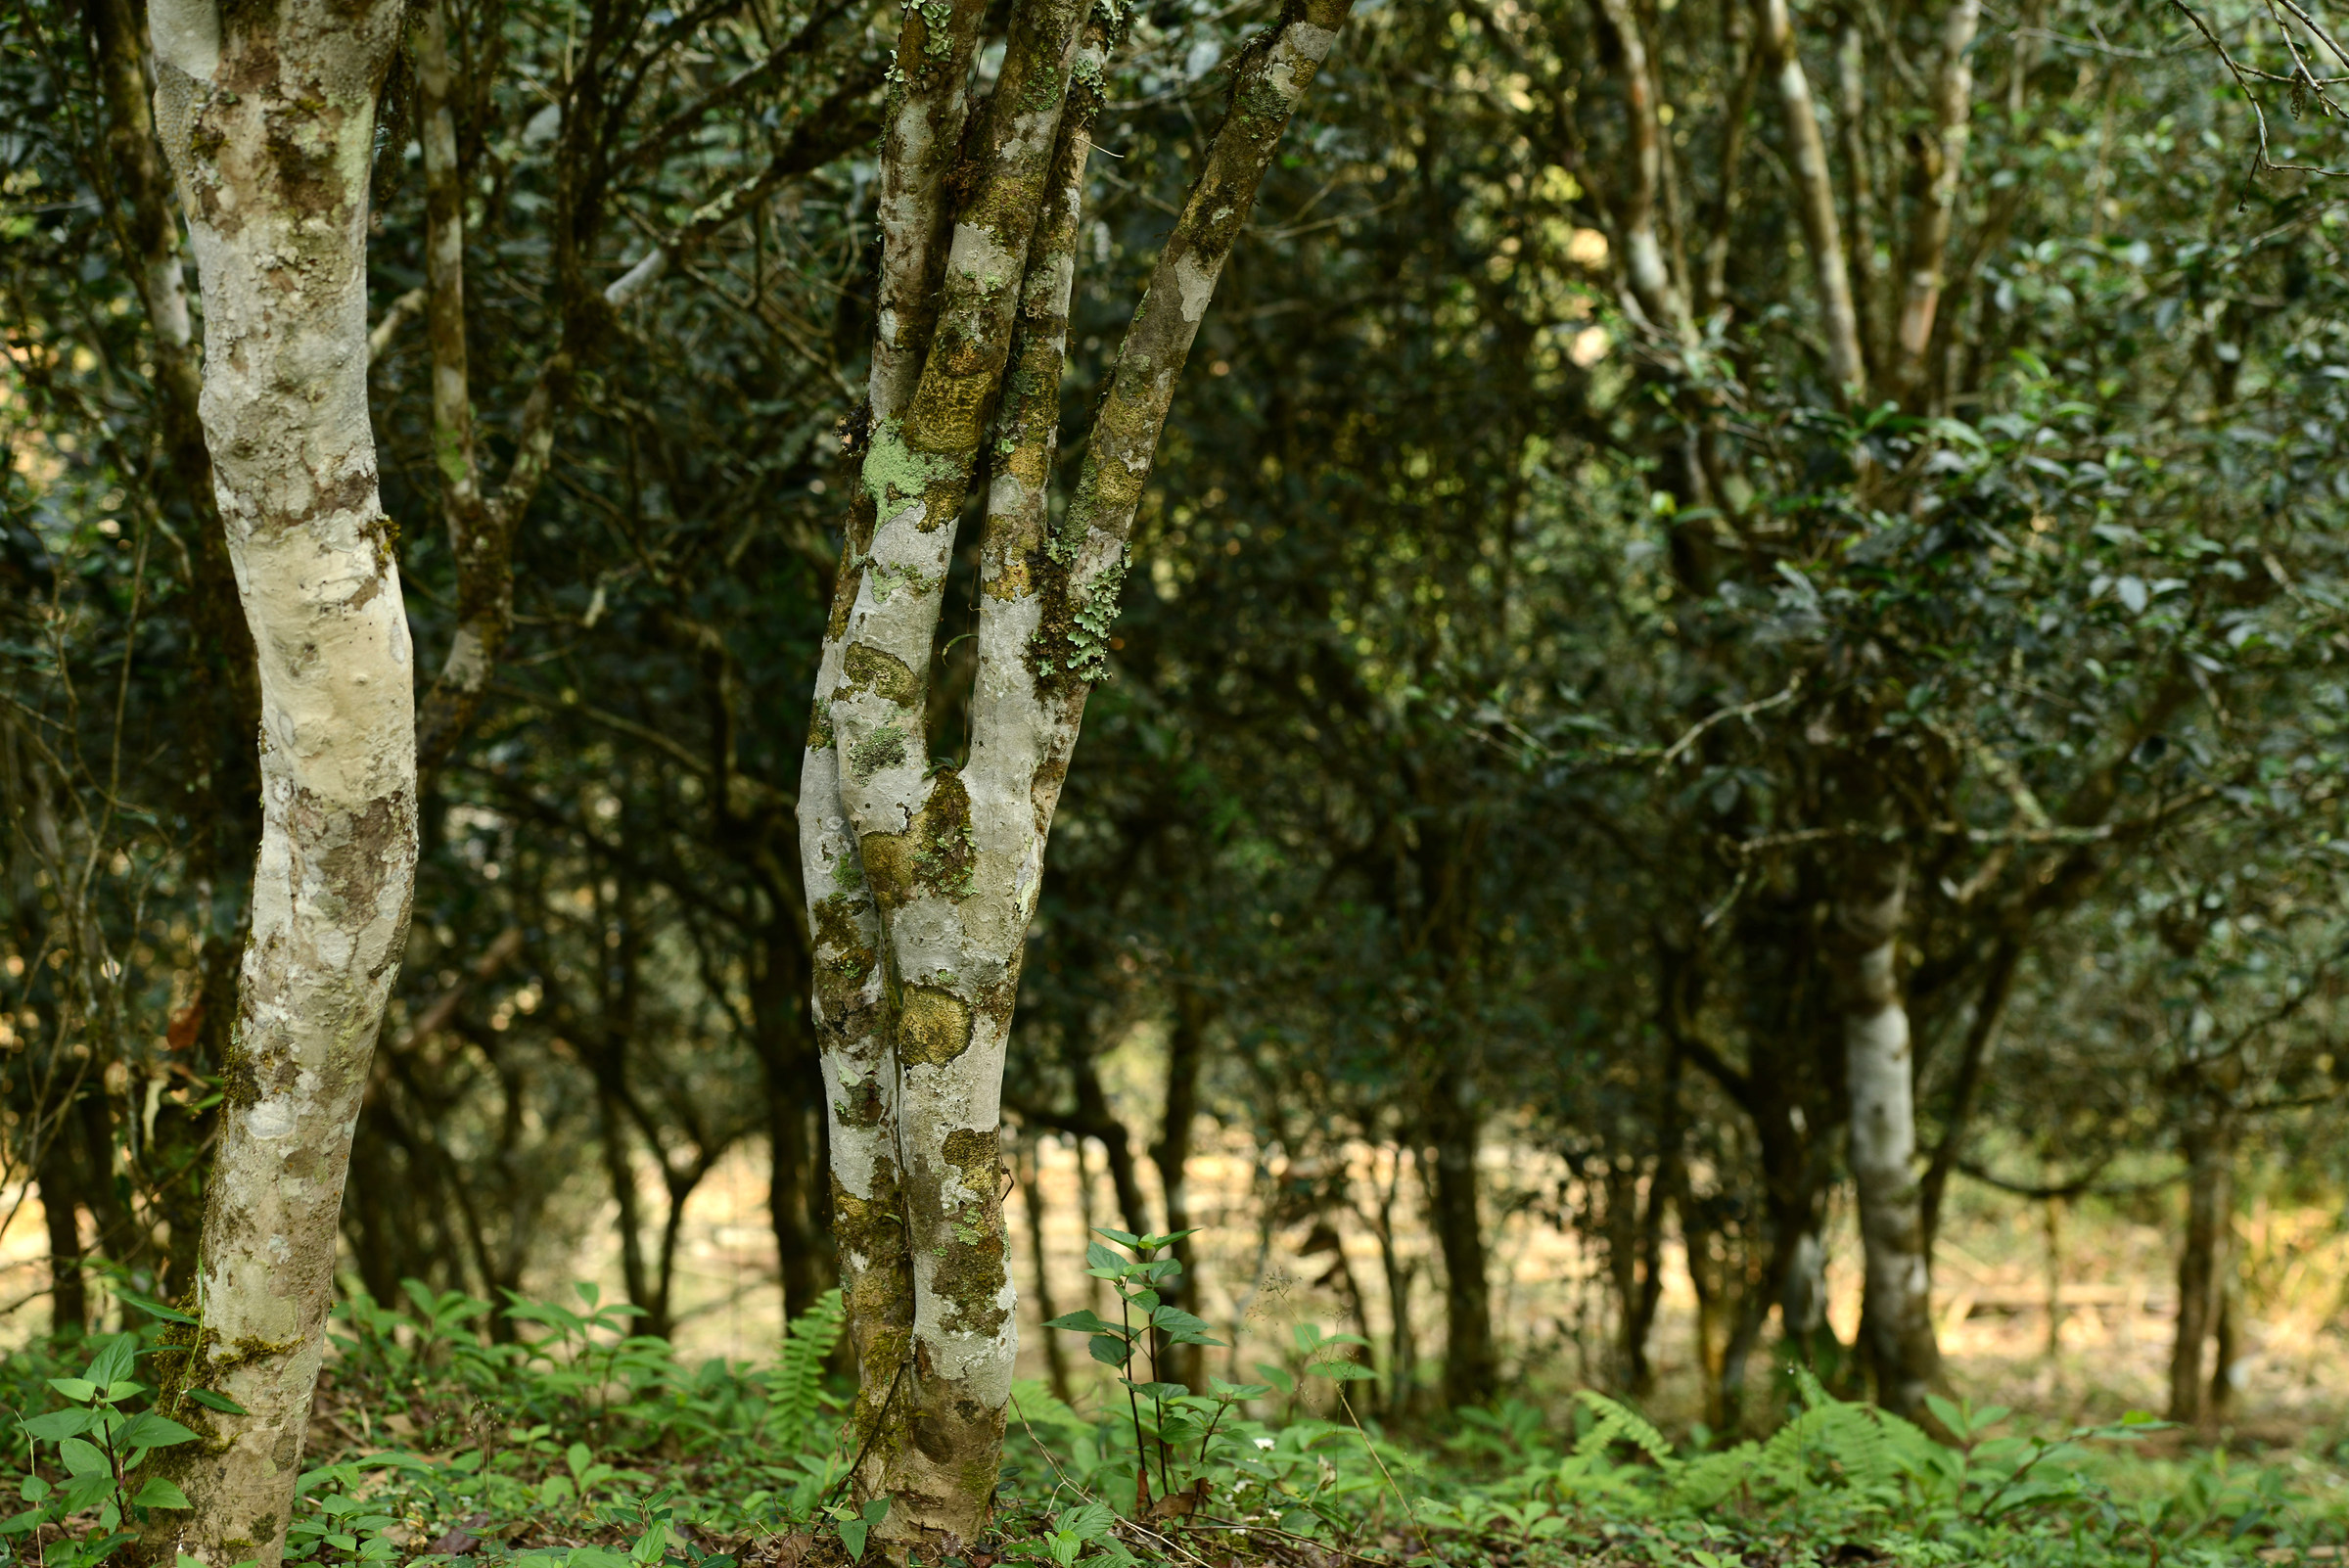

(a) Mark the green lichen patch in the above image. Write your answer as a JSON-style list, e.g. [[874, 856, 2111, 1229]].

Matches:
[[850, 722, 910, 778], [845, 642, 921, 707], [811, 893, 876, 1014], [898, 987, 973, 1066], [912, 771, 979, 899], [1028, 546, 1129, 689], [862, 417, 958, 514], [929, 1207, 1011, 1339], [860, 831, 914, 907]]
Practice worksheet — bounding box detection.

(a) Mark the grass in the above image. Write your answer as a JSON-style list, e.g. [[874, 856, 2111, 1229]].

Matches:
[[3, 1277, 2346, 1568]]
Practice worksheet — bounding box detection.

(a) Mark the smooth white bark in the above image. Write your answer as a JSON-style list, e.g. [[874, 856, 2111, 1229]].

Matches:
[[146, 1, 416, 1559]]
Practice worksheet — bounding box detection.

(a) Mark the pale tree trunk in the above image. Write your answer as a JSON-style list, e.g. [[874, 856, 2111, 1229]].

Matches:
[[1756, 0, 1866, 401], [1892, 0, 1983, 409], [1590, 0, 1695, 349], [798, 0, 987, 1511], [800, 0, 1356, 1545], [1835, 854, 1941, 1419], [2168, 1109, 2234, 1426], [141, 0, 418, 1561], [88, 0, 261, 1305]]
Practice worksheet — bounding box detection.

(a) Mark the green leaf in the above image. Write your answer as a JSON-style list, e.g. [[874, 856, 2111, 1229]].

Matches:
[[1041, 1310, 1121, 1336], [1086, 1334, 1131, 1367], [1309, 1360, 1378, 1382], [85, 1335, 138, 1387], [18, 1476, 48, 1503], [134, 1478, 193, 1509], [46, 1377, 99, 1404], [1083, 1241, 1125, 1273], [115, 1289, 196, 1325], [0, 1508, 42, 1539], [118, 1411, 202, 1451], [1254, 1363, 1294, 1394], [60, 1437, 112, 1477], [1093, 1226, 1142, 1247], [184, 1388, 250, 1415]]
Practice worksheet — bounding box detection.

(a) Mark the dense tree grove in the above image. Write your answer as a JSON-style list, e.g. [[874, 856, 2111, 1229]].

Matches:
[[7, 0, 2349, 1554]]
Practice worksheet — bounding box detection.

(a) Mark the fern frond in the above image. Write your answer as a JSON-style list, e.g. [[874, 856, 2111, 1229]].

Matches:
[[771, 1287, 845, 1453], [1573, 1389, 1679, 1469]]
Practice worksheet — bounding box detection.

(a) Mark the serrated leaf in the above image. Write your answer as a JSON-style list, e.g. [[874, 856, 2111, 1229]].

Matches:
[[1041, 1310, 1119, 1336], [1085, 1334, 1130, 1367]]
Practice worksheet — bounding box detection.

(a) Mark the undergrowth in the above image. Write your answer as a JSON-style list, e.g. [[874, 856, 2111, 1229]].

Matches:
[[3, 1279, 2344, 1568]]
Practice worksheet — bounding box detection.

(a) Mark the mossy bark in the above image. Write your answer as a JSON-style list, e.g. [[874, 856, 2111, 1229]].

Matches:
[[1834, 853, 1942, 1421], [141, 1, 419, 1561], [801, 0, 1357, 1547]]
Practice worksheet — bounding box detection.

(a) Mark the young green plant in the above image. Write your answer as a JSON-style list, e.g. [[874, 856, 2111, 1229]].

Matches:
[[1043, 1229, 1226, 1514]]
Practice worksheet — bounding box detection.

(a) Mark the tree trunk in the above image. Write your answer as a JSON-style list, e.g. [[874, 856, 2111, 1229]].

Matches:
[[1756, 0, 1867, 400], [799, 0, 1356, 1545], [752, 921, 836, 1320], [1150, 981, 1210, 1389], [142, 1, 418, 1559], [38, 1136, 87, 1338], [2168, 1111, 2234, 1427], [1016, 1136, 1073, 1403], [1428, 1061, 1497, 1407], [1836, 854, 1941, 1419], [88, 0, 260, 1308], [1368, 1157, 1419, 1414]]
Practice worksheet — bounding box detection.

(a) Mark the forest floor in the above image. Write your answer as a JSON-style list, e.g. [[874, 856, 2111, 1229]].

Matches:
[[7, 1133, 2349, 1562]]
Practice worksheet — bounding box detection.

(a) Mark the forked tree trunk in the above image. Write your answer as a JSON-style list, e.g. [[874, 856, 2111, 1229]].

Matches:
[[2168, 1110, 2234, 1426], [799, 0, 1355, 1546], [1835, 853, 1941, 1419], [140, 0, 417, 1561]]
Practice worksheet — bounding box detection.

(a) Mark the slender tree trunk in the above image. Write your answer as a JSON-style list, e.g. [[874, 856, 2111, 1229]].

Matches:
[[2209, 1272, 2240, 1421], [1151, 981, 1210, 1388], [752, 924, 836, 1319], [2168, 1111, 2234, 1426], [1756, 0, 1866, 399], [1893, 0, 1983, 409], [38, 1138, 87, 1338], [1428, 1060, 1497, 1407], [1016, 1136, 1073, 1403], [87, 0, 260, 1307], [1836, 854, 1941, 1419], [598, 1088, 656, 1328], [141, 1, 417, 1558], [1369, 1157, 1418, 1414]]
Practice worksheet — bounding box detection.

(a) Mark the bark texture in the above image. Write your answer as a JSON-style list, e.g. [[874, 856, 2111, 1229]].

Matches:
[[410, 0, 570, 775], [800, 0, 1355, 1544], [143, 0, 419, 1559], [1756, 0, 1866, 400], [1893, 0, 1982, 407], [1835, 854, 1941, 1419]]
